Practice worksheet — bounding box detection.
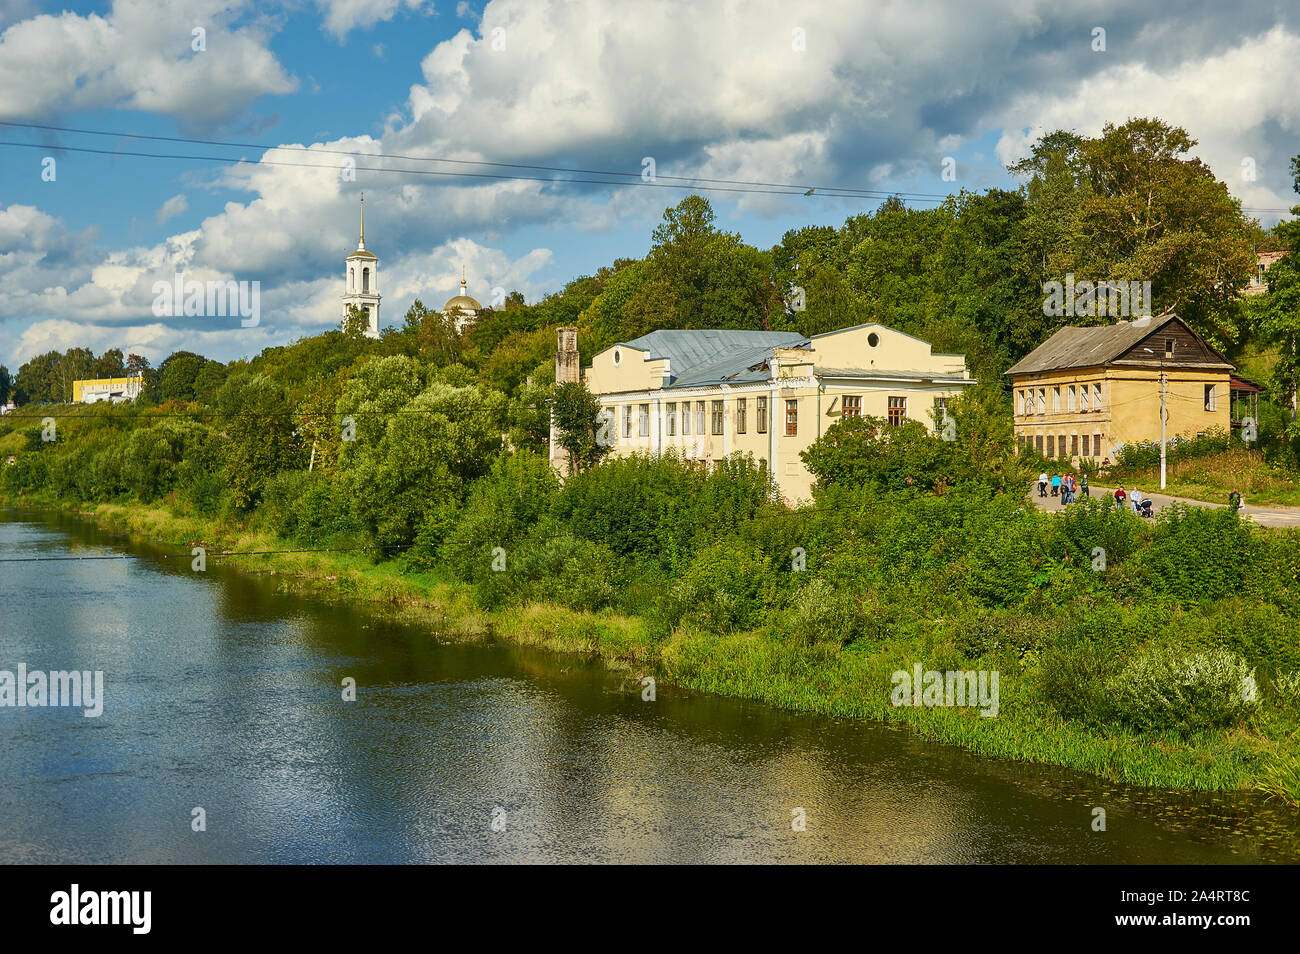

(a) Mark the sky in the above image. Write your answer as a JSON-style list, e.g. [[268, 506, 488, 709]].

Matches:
[[0, 0, 1297, 370]]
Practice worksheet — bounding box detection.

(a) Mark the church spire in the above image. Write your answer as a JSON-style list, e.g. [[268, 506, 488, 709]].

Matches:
[[460, 263, 467, 294], [357, 194, 366, 251]]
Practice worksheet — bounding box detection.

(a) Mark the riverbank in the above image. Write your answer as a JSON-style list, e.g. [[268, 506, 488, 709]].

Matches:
[[4, 492, 1298, 804]]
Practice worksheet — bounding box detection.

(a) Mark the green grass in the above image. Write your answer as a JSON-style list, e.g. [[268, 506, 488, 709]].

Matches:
[[1109, 447, 1300, 508], [5, 490, 1298, 801]]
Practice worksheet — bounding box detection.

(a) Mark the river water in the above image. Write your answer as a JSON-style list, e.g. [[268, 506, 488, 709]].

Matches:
[[1, 510, 1296, 864]]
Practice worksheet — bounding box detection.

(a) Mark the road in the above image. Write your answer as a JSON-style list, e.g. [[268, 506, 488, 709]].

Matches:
[[1027, 482, 1300, 528]]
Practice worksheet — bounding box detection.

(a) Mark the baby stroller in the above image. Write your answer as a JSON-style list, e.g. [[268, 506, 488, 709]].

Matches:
[[1137, 498, 1154, 518]]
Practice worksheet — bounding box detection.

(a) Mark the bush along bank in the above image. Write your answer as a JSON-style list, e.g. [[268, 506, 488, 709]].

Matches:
[[6, 446, 1300, 805]]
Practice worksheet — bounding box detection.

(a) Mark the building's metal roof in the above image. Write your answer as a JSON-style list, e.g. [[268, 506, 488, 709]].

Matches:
[[618, 330, 808, 387], [1006, 314, 1202, 376], [817, 368, 974, 385]]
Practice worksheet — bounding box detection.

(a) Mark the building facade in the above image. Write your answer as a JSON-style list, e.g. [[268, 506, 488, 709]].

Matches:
[[553, 323, 973, 503], [1244, 250, 1287, 297], [1006, 314, 1235, 463], [73, 376, 143, 404]]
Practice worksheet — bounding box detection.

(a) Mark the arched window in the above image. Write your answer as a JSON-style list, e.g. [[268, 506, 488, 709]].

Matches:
[[349, 267, 354, 291], [362, 267, 370, 293]]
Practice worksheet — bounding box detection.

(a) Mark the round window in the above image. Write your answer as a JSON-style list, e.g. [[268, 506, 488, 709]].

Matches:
[[867, 333, 880, 348]]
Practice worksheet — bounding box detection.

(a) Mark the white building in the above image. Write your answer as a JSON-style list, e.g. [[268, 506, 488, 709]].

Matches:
[[343, 196, 381, 339]]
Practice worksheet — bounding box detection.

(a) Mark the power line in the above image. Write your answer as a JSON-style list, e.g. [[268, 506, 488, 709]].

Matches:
[[0, 119, 952, 201], [0, 137, 947, 204]]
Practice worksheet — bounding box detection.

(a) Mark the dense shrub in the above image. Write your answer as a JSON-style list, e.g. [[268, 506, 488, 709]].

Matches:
[[1133, 504, 1256, 604], [781, 578, 863, 645], [670, 541, 776, 633], [1105, 647, 1258, 735]]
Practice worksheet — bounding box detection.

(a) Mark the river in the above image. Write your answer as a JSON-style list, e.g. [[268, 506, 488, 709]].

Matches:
[[1, 509, 1296, 863]]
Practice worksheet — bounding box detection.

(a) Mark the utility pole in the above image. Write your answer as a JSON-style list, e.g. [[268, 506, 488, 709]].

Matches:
[[1143, 345, 1168, 490], [1159, 368, 1167, 491]]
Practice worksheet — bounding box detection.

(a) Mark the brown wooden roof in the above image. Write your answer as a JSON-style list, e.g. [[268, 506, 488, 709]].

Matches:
[[1006, 314, 1233, 376]]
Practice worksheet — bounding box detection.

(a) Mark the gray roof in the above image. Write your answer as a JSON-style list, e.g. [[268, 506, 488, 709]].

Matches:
[[617, 330, 807, 388], [1005, 314, 1225, 376], [818, 368, 973, 385]]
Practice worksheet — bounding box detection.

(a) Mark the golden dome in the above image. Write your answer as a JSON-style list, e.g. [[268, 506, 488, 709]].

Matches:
[[443, 276, 481, 314]]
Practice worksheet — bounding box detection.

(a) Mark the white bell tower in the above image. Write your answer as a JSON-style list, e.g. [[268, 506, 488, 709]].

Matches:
[[343, 194, 380, 338]]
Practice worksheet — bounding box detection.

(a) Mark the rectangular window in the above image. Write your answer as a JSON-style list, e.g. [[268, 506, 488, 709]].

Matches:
[[757, 396, 768, 434], [1035, 434, 1044, 454], [1165, 338, 1175, 359], [1204, 383, 1217, 411], [711, 400, 725, 435], [1052, 387, 1061, 412], [622, 405, 633, 439], [888, 396, 906, 426], [681, 400, 691, 436], [1094, 432, 1103, 458], [1067, 385, 1076, 412], [666, 402, 677, 437], [736, 397, 747, 434], [638, 403, 649, 437], [1016, 390, 1025, 416], [1037, 388, 1046, 415], [785, 399, 798, 436], [843, 395, 862, 418], [1080, 385, 1089, 412], [1093, 383, 1102, 410], [1071, 434, 1079, 456], [696, 401, 706, 435]]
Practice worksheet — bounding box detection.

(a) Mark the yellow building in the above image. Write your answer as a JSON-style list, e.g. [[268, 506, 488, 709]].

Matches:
[[553, 323, 973, 503], [1005, 314, 1235, 463], [72, 376, 143, 404]]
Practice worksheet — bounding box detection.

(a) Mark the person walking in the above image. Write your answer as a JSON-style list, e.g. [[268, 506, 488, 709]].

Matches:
[[1114, 486, 1127, 507], [1038, 472, 1048, 498], [1051, 473, 1061, 497], [1080, 474, 1090, 498], [1130, 486, 1143, 515], [1229, 489, 1242, 512]]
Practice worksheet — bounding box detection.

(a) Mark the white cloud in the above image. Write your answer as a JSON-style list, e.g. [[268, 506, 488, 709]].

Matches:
[[155, 194, 189, 225], [0, 0, 296, 125], [316, 0, 433, 40], [993, 26, 1300, 218], [5, 0, 1300, 368]]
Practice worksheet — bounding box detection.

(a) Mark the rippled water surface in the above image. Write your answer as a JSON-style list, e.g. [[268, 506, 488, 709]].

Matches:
[[2, 510, 1296, 863]]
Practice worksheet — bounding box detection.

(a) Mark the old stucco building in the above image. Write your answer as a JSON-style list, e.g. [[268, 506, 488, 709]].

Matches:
[[552, 323, 974, 503], [1005, 313, 1251, 463]]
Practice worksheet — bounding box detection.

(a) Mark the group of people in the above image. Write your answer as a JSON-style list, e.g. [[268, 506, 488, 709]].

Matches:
[[1113, 486, 1152, 515], [1038, 471, 1088, 504]]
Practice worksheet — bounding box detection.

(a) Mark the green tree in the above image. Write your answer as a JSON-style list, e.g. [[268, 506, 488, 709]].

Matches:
[[214, 372, 304, 511], [550, 380, 610, 474], [1011, 119, 1256, 348]]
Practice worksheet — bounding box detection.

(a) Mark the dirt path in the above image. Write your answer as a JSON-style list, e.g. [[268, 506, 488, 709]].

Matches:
[[1026, 482, 1300, 528]]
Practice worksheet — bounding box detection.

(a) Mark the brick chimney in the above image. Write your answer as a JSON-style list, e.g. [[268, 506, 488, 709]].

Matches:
[[555, 326, 580, 384]]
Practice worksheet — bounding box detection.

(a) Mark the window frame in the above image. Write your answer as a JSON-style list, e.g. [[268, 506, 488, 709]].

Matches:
[[887, 395, 906, 427]]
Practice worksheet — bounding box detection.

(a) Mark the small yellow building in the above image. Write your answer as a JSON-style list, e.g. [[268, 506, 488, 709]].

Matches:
[[1005, 314, 1234, 463], [553, 323, 974, 503], [72, 376, 143, 404]]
